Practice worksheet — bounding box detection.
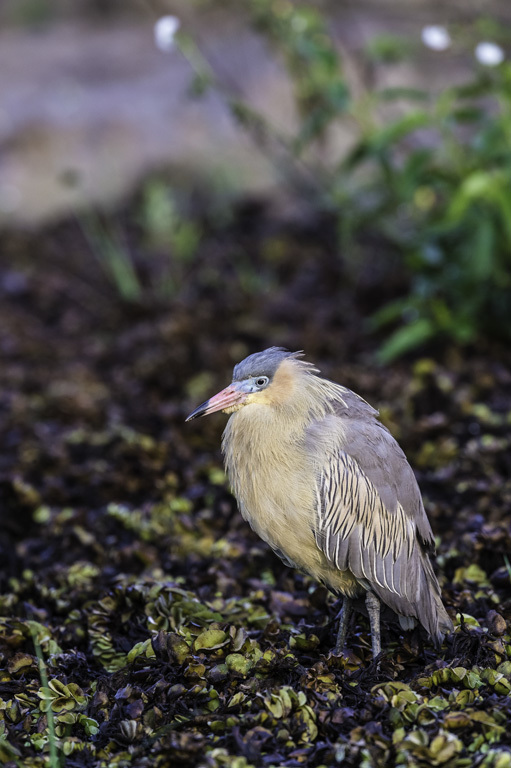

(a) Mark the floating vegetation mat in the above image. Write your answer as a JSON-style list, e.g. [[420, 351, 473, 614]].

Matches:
[[0, 206, 511, 767]]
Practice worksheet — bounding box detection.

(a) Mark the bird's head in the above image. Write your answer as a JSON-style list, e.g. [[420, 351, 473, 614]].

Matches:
[[185, 347, 313, 421]]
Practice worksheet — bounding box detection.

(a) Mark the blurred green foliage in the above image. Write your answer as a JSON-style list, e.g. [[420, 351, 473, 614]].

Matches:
[[66, 3, 511, 360], [250, 1, 349, 153], [343, 72, 511, 361], [79, 183, 202, 302], [140, 180, 202, 296], [4, 0, 54, 27], [79, 212, 142, 302], [179, 1, 511, 359]]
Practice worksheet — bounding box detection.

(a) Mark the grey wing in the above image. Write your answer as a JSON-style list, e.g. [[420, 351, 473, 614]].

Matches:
[[309, 409, 435, 552], [308, 414, 450, 638], [325, 396, 435, 551], [314, 446, 418, 598]]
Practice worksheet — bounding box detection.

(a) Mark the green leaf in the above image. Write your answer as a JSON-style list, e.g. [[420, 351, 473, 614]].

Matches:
[[227, 692, 246, 708], [377, 318, 436, 363], [450, 106, 485, 124], [55, 711, 77, 724], [468, 217, 495, 281], [37, 686, 56, 701], [79, 715, 100, 737], [377, 87, 429, 102], [365, 34, 412, 63], [7, 653, 35, 674], [368, 298, 411, 329], [369, 111, 433, 153], [450, 77, 492, 99], [193, 629, 229, 651], [127, 638, 155, 663], [225, 653, 253, 676]]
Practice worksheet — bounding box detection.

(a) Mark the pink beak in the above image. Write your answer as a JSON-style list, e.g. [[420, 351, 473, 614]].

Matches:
[[186, 383, 247, 421]]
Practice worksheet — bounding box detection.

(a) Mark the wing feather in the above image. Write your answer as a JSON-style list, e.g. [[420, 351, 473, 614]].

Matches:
[[307, 410, 452, 642], [315, 448, 410, 597]]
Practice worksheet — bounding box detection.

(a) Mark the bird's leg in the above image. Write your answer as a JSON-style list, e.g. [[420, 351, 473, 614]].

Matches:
[[334, 597, 352, 654], [365, 591, 381, 657]]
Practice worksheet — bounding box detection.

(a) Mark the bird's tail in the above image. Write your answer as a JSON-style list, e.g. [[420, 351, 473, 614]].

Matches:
[[375, 550, 452, 645], [416, 551, 453, 645]]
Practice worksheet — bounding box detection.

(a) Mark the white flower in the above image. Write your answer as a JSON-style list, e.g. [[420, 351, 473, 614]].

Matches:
[[475, 42, 505, 67], [421, 26, 451, 52], [154, 16, 180, 53]]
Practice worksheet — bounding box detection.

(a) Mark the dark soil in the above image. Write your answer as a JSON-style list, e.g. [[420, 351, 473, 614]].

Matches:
[[1, 194, 511, 767]]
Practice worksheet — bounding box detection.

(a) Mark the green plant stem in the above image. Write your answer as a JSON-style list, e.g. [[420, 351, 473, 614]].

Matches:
[[78, 212, 141, 302], [30, 624, 61, 768], [176, 31, 330, 199]]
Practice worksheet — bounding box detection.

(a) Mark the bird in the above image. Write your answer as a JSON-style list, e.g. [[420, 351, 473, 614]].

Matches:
[[186, 347, 452, 656]]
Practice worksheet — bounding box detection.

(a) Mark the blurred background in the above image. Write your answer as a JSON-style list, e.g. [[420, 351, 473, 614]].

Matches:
[[2, 2, 511, 765], [2, 0, 511, 360]]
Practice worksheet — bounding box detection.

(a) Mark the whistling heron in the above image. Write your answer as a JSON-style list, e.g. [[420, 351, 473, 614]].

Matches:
[[186, 348, 452, 656]]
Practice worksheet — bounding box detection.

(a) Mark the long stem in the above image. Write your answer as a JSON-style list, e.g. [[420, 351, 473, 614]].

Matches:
[[30, 623, 61, 768]]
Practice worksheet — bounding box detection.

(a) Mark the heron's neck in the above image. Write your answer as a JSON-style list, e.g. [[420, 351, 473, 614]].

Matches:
[[222, 376, 339, 465]]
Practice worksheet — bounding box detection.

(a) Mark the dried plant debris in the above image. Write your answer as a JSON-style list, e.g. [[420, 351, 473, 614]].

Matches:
[[0, 206, 511, 767]]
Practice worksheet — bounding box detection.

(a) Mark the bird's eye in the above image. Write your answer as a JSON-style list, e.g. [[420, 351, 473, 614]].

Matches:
[[255, 376, 269, 388]]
